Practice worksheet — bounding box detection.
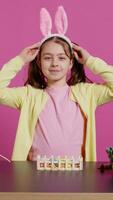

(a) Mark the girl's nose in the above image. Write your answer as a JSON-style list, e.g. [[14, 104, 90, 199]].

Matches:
[[52, 58, 58, 67]]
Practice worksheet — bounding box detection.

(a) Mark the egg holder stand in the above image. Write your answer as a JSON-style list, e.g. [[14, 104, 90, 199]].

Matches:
[[37, 155, 83, 171]]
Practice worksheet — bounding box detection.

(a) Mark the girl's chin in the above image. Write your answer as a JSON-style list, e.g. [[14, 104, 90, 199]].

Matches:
[[47, 75, 65, 81], [47, 79, 66, 86]]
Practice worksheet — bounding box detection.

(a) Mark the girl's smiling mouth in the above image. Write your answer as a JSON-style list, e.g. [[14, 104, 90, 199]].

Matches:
[[49, 69, 62, 73]]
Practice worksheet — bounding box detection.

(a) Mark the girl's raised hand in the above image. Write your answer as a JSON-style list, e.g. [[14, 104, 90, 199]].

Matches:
[[72, 43, 91, 64], [19, 42, 40, 64]]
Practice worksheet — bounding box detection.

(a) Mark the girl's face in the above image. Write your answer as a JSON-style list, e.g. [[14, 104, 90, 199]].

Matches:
[[40, 41, 73, 87]]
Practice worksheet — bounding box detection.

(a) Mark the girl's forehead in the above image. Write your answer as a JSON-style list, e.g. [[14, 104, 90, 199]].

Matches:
[[41, 41, 66, 53]]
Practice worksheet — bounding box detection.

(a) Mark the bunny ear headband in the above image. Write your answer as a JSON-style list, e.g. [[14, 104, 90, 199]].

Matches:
[[40, 6, 72, 48]]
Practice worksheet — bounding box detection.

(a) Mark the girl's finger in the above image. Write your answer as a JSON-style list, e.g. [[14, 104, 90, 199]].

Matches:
[[34, 49, 39, 56], [31, 50, 39, 59], [29, 42, 41, 49], [30, 49, 39, 57], [71, 41, 79, 46], [72, 44, 81, 51], [73, 47, 83, 58], [28, 48, 39, 54], [25, 42, 41, 52]]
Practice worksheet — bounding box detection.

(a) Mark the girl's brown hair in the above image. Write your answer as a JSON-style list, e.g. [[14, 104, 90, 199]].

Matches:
[[24, 37, 90, 89]]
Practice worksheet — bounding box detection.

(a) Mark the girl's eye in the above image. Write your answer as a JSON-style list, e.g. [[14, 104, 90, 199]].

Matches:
[[43, 57, 66, 60], [59, 57, 66, 60], [44, 57, 51, 60]]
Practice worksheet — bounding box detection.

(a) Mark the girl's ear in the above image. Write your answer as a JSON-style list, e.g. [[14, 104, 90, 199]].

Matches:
[[36, 53, 41, 68], [69, 60, 73, 70], [70, 58, 74, 68]]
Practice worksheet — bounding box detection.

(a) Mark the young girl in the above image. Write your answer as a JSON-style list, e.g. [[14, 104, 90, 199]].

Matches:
[[0, 36, 113, 162]]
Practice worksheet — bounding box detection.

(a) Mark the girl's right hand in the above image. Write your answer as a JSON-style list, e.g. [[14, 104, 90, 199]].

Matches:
[[19, 42, 40, 64]]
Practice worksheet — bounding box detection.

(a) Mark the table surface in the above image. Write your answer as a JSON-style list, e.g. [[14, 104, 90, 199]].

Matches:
[[0, 161, 113, 193]]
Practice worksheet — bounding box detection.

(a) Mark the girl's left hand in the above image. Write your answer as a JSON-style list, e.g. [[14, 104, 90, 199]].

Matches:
[[19, 42, 40, 64], [72, 43, 91, 64]]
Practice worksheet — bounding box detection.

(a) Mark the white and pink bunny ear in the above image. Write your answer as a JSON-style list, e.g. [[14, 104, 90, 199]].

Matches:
[[55, 6, 68, 35], [40, 8, 52, 36]]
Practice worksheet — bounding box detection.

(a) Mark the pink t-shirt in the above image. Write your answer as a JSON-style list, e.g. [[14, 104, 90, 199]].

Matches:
[[28, 84, 84, 160]]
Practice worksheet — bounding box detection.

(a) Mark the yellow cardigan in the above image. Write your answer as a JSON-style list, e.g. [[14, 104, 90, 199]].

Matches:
[[0, 56, 113, 161]]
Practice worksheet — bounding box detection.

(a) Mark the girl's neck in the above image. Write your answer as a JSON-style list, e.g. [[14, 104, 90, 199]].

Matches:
[[47, 79, 67, 88]]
